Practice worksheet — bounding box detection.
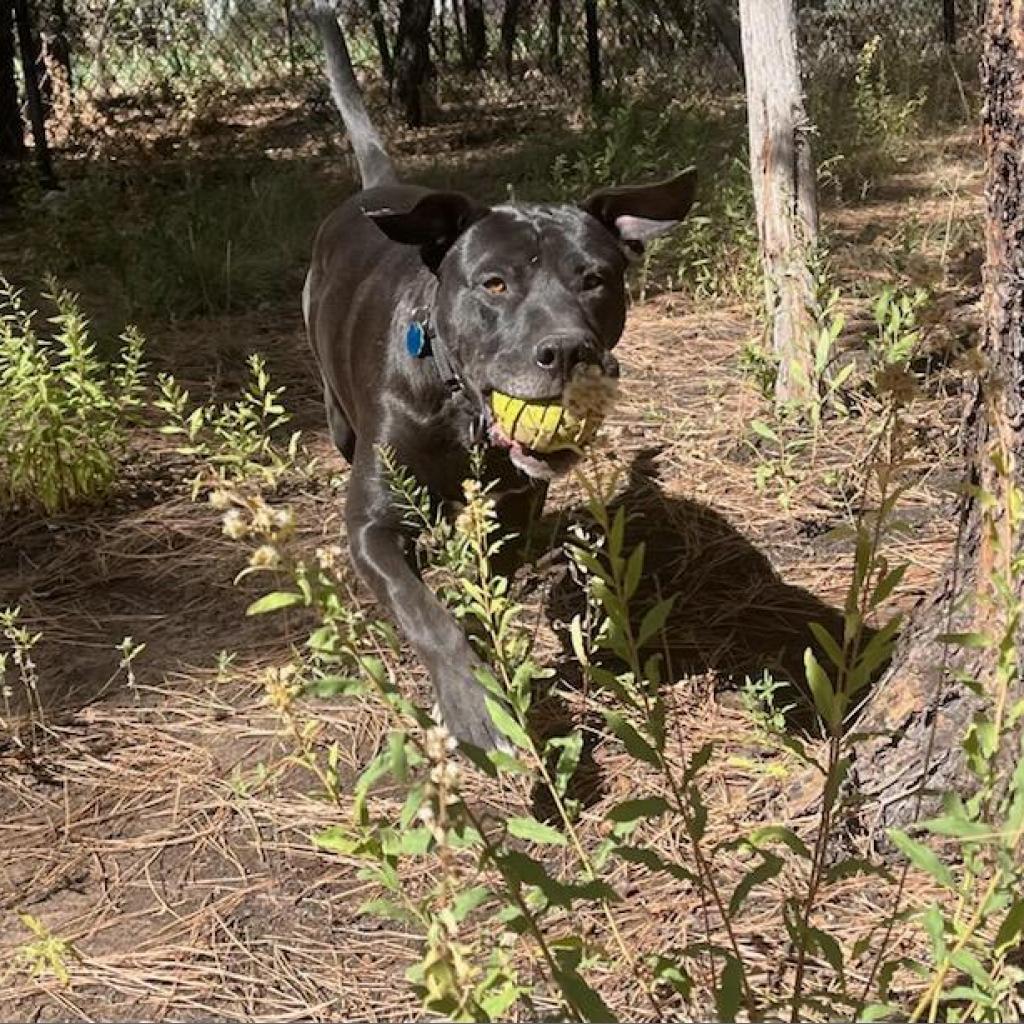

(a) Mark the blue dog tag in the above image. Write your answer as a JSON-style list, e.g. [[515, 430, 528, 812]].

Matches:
[[406, 321, 427, 358]]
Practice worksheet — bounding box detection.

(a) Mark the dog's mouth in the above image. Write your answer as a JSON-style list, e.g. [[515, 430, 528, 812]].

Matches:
[[486, 413, 582, 480], [481, 367, 619, 481]]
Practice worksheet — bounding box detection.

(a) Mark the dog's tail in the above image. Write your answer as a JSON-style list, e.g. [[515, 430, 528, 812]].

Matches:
[[312, 2, 396, 189]]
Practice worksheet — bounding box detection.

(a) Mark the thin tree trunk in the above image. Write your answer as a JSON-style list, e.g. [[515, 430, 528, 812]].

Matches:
[[13, 0, 55, 188], [943, 0, 957, 48], [394, 0, 432, 126], [437, 0, 446, 65], [463, 0, 485, 69], [706, 0, 745, 81], [584, 0, 600, 103], [452, 0, 466, 67], [283, 0, 296, 76], [50, 0, 73, 95], [0, 0, 24, 160], [368, 0, 393, 80], [499, 0, 521, 75], [739, 0, 818, 407], [548, 0, 561, 72], [852, 0, 1024, 830]]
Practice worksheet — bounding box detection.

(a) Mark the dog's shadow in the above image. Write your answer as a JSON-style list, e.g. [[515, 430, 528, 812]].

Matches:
[[525, 449, 869, 817]]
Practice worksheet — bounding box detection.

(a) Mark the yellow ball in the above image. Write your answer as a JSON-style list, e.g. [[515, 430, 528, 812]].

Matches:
[[490, 390, 602, 453]]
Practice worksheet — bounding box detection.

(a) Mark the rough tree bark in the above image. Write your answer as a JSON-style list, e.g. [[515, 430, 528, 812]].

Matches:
[[394, 0, 432, 126], [853, 1, 1024, 832], [738, 0, 818, 408], [0, 0, 24, 161], [462, 0, 486, 69]]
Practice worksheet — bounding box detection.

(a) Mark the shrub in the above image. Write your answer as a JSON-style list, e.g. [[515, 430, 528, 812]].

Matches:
[[0, 279, 144, 513]]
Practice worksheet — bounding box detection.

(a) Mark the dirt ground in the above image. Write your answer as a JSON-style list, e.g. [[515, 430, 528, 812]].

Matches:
[[0, 101, 984, 1020]]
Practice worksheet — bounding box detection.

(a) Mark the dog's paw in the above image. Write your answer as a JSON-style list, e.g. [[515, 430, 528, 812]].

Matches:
[[433, 678, 516, 755]]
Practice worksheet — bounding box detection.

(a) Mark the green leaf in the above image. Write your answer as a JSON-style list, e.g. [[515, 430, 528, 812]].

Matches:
[[939, 631, 992, 650], [313, 825, 360, 856], [624, 543, 645, 601], [860, 1003, 899, 1022], [807, 926, 844, 976], [388, 732, 408, 783], [397, 827, 433, 855], [808, 621, 845, 672], [825, 857, 895, 886], [728, 853, 782, 918], [683, 742, 714, 783], [870, 563, 908, 609], [484, 697, 532, 751], [638, 596, 675, 648], [748, 825, 811, 859], [507, 815, 567, 846], [451, 885, 490, 923], [804, 647, 839, 728], [949, 948, 991, 989], [920, 814, 990, 839], [751, 419, 779, 442], [357, 898, 415, 923], [613, 844, 697, 883], [921, 905, 947, 960], [714, 955, 744, 1022], [995, 900, 1024, 953], [887, 829, 954, 889], [605, 711, 660, 766], [650, 956, 692, 997], [554, 966, 618, 1023], [246, 590, 304, 615], [606, 795, 669, 824]]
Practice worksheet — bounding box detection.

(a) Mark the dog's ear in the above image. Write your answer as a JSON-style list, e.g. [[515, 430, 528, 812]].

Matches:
[[581, 168, 697, 246], [364, 192, 489, 271]]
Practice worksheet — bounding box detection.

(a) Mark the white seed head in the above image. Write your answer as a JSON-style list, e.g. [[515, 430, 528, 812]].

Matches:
[[249, 544, 281, 569], [222, 509, 249, 539]]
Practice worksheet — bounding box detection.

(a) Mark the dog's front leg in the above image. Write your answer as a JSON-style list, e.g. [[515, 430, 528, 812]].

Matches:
[[346, 484, 507, 750]]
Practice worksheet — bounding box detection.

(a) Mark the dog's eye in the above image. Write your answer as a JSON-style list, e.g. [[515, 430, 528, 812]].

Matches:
[[581, 272, 604, 291], [482, 276, 507, 294]]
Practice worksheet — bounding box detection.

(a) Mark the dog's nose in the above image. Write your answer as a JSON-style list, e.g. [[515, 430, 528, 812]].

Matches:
[[534, 334, 598, 378]]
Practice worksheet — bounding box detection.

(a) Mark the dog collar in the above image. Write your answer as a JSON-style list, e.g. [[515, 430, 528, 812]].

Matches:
[[405, 309, 488, 445], [405, 308, 463, 395]]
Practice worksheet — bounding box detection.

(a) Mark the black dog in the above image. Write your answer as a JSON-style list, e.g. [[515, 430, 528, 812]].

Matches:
[[304, 4, 696, 749]]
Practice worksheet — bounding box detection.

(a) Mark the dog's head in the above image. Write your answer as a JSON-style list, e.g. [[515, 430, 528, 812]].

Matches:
[[365, 170, 696, 477]]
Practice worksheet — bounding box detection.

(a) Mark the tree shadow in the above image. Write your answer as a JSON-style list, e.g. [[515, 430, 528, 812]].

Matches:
[[528, 448, 877, 816]]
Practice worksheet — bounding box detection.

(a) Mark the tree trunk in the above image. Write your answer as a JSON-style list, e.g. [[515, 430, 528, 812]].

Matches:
[[452, 0, 467, 68], [394, 0, 432, 126], [13, 0, 55, 188], [943, 0, 957, 48], [50, 0, 73, 96], [0, 0, 24, 161], [705, 0, 745, 81], [584, 0, 600, 103], [499, 0, 520, 74], [739, 0, 818, 408], [463, 0, 486, 69], [548, 0, 561, 72], [852, 1, 1024, 832], [437, 0, 446, 65], [661, 0, 694, 47], [368, 0, 393, 80]]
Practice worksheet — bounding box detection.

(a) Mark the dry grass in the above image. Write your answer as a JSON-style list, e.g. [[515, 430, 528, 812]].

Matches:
[[0, 106, 984, 1020]]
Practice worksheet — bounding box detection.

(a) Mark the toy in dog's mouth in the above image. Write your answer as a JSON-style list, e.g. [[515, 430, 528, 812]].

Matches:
[[487, 365, 619, 479]]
